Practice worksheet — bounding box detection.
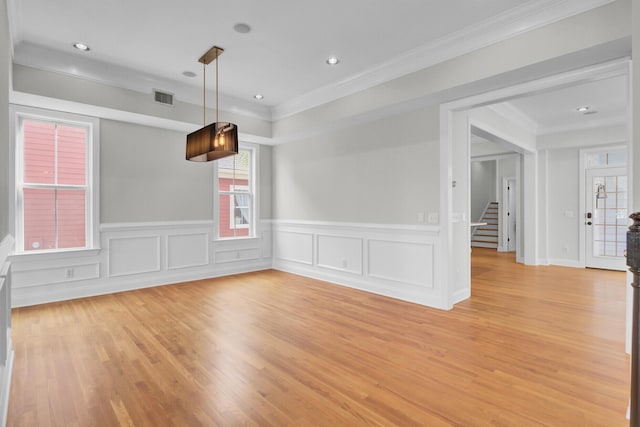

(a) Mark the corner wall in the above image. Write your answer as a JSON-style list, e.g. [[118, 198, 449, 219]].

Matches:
[[0, 0, 14, 423]]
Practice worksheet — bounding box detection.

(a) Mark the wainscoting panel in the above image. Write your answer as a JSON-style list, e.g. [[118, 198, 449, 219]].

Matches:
[[108, 236, 161, 277], [316, 234, 363, 275], [215, 248, 261, 264], [11, 263, 100, 289], [275, 231, 313, 265], [0, 235, 15, 427], [167, 233, 209, 270], [368, 239, 434, 288], [9, 221, 272, 307], [272, 221, 443, 309]]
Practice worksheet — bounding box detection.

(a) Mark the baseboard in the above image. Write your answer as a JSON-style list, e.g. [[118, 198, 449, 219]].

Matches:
[[451, 288, 471, 306], [273, 260, 446, 310], [548, 258, 583, 268], [0, 339, 14, 427], [13, 260, 272, 307]]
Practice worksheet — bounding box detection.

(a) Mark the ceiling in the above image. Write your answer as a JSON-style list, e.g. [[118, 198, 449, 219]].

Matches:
[[7, 0, 627, 129]]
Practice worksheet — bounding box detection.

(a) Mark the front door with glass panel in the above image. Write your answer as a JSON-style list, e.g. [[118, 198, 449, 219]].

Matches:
[[585, 167, 627, 271]]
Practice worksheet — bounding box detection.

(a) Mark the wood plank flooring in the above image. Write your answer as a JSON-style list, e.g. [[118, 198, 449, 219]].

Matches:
[[7, 249, 630, 426]]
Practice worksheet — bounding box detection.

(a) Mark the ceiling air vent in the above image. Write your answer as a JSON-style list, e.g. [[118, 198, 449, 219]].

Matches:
[[153, 89, 174, 106]]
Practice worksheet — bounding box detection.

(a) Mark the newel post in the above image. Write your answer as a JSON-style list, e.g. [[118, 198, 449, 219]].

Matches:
[[628, 212, 640, 426]]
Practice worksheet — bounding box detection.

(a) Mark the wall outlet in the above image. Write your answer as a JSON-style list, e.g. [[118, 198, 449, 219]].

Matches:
[[65, 268, 74, 278], [562, 246, 569, 253], [564, 210, 574, 218], [428, 212, 439, 224], [342, 259, 348, 268], [417, 212, 425, 223]]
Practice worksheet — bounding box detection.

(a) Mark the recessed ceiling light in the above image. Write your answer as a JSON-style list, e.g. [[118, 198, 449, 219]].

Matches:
[[254, 94, 264, 100], [72, 42, 90, 51], [234, 23, 251, 34], [326, 56, 340, 65], [576, 106, 590, 113], [182, 71, 196, 78]]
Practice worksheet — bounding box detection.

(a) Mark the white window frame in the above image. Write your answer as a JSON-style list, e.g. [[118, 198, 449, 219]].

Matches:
[[11, 105, 100, 254], [228, 185, 251, 230], [214, 143, 258, 240]]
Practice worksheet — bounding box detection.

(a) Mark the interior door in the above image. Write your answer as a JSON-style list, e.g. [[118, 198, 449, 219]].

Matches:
[[585, 167, 627, 270]]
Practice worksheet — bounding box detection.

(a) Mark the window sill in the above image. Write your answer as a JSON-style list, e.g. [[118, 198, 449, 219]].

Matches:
[[10, 247, 101, 262], [214, 236, 260, 242]]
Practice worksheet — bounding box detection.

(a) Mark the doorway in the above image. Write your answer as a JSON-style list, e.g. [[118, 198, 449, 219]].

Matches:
[[585, 167, 627, 271], [439, 58, 631, 308]]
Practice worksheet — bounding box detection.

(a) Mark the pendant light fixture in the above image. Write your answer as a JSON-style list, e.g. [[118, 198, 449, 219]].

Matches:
[[186, 45, 238, 162]]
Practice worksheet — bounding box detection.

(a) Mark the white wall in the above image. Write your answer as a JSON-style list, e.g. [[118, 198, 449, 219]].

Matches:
[[0, 0, 9, 239], [470, 161, 496, 222], [0, 0, 13, 423]]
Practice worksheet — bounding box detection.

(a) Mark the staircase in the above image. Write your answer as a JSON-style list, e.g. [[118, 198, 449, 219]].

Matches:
[[472, 202, 499, 249]]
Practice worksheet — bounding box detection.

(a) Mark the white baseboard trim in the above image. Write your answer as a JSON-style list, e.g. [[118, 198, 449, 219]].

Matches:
[[451, 288, 471, 306], [548, 258, 584, 268], [273, 260, 444, 309], [12, 260, 271, 308], [0, 340, 14, 427]]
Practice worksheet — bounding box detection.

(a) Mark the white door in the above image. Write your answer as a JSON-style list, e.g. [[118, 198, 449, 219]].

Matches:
[[585, 167, 627, 270]]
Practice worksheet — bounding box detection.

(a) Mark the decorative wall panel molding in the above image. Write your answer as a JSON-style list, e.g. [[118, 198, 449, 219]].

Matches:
[[0, 235, 14, 427], [272, 221, 443, 309], [167, 233, 209, 270], [108, 236, 161, 277], [10, 221, 272, 307], [316, 234, 363, 275], [367, 239, 433, 288], [274, 231, 313, 265]]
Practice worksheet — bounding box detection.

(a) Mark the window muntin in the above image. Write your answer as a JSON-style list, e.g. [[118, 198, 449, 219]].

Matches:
[[15, 110, 96, 253], [217, 148, 254, 238]]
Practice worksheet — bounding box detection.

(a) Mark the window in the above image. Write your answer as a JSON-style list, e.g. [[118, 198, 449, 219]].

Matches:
[[14, 107, 99, 253], [217, 147, 255, 238]]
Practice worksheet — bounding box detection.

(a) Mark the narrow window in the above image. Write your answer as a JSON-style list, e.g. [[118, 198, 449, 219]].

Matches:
[[217, 148, 254, 238]]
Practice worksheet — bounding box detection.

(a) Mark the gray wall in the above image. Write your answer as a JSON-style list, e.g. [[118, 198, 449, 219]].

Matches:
[[0, 0, 10, 238], [100, 119, 272, 223], [272, 106, 440, 224], [546, 148, 580, 261], [470, 161, 497, 222], [259, 145, 273, 219], [101, 120, 214, 223]]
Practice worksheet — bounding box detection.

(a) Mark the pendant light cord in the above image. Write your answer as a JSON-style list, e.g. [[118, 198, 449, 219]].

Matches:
[[216, 48, 219, 123]]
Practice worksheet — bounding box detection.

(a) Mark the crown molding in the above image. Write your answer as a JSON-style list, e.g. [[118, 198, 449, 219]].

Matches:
[[5, 0, 21, 57], [271, 0, 616, 120]]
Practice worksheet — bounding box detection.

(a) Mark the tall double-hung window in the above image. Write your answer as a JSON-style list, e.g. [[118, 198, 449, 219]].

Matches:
[[216, 147, 255, 238], [14, 107, 99, 253]]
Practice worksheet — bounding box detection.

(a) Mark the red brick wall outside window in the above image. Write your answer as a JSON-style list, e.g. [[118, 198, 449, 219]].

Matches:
[[20, 120, 87, 251]]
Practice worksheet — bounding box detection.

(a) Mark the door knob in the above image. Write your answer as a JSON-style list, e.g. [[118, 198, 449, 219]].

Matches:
[[587, 221, 592, 225]]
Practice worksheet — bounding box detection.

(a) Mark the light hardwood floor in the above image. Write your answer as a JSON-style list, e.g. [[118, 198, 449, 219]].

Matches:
[[7, 249, 630, 426]]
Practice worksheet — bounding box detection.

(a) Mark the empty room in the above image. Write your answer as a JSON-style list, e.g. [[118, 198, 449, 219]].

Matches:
[[1, 0, 639, 425]]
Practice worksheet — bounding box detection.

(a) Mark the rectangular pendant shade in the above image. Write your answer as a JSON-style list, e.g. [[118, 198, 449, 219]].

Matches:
[[186, 122, 238, 161]]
